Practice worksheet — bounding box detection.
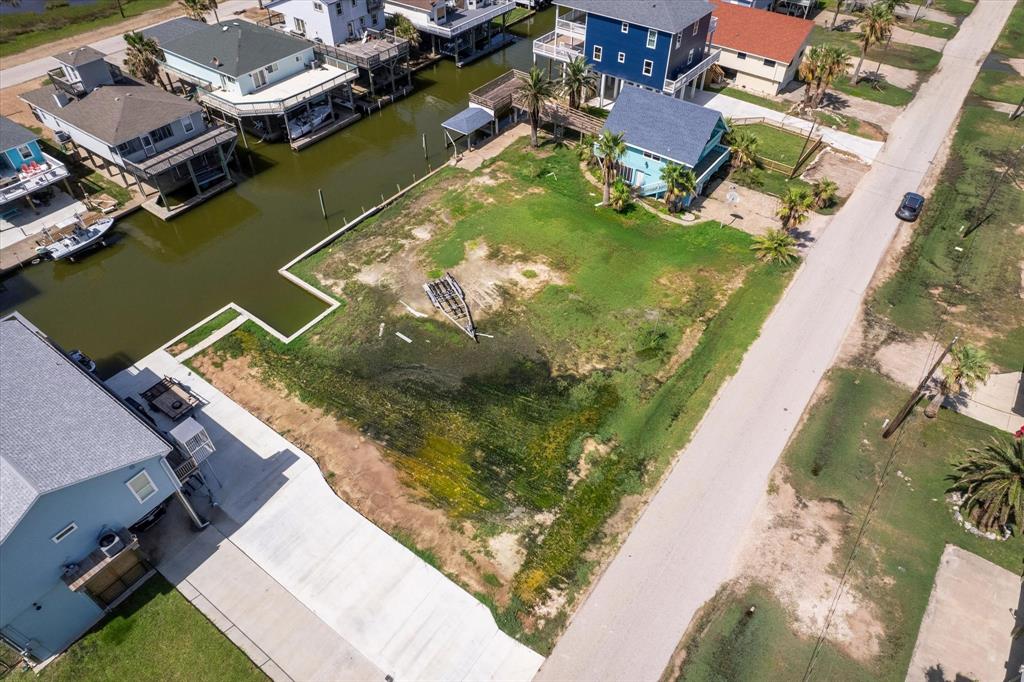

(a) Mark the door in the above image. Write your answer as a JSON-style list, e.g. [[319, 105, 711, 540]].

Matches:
[[140, 134, 155, 157], [252, 69, 267, 90], [634, 170, 645, 188]]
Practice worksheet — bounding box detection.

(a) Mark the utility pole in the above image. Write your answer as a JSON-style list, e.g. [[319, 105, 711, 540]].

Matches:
[[791, 118, 817, 178], [114, 0, 125, 18], [882, 336, 957, 438], [831, 0, 844, 29]]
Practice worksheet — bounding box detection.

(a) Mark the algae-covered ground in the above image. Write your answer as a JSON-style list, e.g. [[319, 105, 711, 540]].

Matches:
[[193, 139, 793, 650]]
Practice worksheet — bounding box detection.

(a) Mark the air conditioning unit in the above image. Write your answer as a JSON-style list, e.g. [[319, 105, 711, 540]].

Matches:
[[98, 530, 125, 559]]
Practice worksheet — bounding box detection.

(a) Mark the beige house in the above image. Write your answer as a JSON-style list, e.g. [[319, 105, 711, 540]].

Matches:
[[710, 1, 814, 96]]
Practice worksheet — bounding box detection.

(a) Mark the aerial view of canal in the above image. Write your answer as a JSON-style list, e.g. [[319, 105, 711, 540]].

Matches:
[[0, 9, 554, 377]]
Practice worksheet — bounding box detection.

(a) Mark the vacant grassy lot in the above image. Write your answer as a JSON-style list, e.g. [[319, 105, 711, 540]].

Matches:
[[195, 140, 793, 651], [677, 369, 1023, 681], [0, 0, 176, 58], [832, 74, 915, 107], [16, 576, 264, 682], [810, 27, 942, 73], [872, 105, 1024, 369], [740, 123, 809, 166], [996, 0, 1024, 57], [924, 0, 975, 16], [901, 17, 958, 40], [714, 87, 790, 112], [971, 69, 1024, 105]]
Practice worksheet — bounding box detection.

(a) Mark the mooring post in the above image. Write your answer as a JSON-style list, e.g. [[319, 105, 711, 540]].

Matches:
[[318, 188, 326, 219], [422, 132, 427, 159]]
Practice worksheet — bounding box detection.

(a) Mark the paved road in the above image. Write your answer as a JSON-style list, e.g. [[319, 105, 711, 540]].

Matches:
[[0, 0, 254, 88], [535, 2, 1016, 681]]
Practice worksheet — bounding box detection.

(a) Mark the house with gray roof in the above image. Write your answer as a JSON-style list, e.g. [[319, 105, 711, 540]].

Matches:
[[600, 86, 730, 203], [534, 0, 721, 102], [0, 312, 207, 664], [21, 47, 237, 220], [384, 0, 516, 67], [149, 18, 359, 149]]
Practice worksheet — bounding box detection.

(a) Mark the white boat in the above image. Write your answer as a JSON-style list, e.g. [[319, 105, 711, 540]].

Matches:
[[287, 103, 333, 139], [68, 349, 96, 373], [39, 215, 114, 261]]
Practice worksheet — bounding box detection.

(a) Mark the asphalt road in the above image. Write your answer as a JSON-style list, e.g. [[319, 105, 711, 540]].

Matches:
[[535, 2, 1017, 680]]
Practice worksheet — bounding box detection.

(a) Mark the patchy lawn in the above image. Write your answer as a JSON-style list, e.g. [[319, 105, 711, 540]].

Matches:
[[901, 17, 959, 40], [714, 87, 791, 112], [810, 27, 942, 73], [996, 0, 1024, 57], [167, 308, 241, 355], [740, 123, 811, 167], [832, 74, 915, 107], [731, 166, 814, 201], [970, 69, 1024, 105], [15, 576, 264, 682], [919, 0, 975, 17], [811, 110, 888, 141], [871, 105, 1024, 369], [677, 369, 1023, 681], [191, 140, 794, 652]]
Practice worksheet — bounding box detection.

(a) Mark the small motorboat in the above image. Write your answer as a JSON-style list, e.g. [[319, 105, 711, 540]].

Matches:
[[38, 215, 114, 262], [68, 349, 96, 373], [287, 103, 333, 139]]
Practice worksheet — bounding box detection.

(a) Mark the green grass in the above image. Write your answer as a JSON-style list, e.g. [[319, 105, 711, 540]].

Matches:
[[832, 74, 915, 107], [971, 69, 1024, 105], [810, 27, 942, 73], [170, 309, 241, 352], [204, 140, 794, 651], [504, 6, 534, 25], [731, 166, 814, 200], [915, 0, 975, 17], [811, 110, 887, 141], [678, 369, 1023, 681], [16, 576, 265, 682], [901, 17, 958, 40], [738, 124, 809, 166], [715, 87, 790, 112], [871, 104, 1024, 369], [81, 171, 133, 205], [0, 0, 177, 58], [996, 0, 1024, 57]]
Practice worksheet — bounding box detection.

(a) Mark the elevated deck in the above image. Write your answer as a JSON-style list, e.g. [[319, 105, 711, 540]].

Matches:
[[469, 69, 604, 135]]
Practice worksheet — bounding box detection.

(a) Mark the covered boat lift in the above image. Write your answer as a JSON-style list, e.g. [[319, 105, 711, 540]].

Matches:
[[441, 106, 495, 155]]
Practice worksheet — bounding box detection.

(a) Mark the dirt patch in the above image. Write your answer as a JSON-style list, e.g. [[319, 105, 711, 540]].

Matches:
[[452, 241, 565, 316], [735, 474, 886, 662], [800, 148, 870, 198], [873, 334, 939, 389], [190, 352, 511, 600]]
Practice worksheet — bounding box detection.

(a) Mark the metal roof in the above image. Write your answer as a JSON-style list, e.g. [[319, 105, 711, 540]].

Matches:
[[557, 0, 713, 33], [21, 79, 201, 146], [0, 116, 38, 152], [51, 45, 105, 67], [159, 20, 312, 78], [0, 314, 171, 542], [603, 86, 723, 167], [442, 106, 494, 136]]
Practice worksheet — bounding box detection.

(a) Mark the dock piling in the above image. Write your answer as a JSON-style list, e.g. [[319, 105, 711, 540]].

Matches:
[[318, 188, 326, 219]]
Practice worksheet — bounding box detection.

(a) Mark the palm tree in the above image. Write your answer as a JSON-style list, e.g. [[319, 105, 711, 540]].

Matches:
[[925, 344, 990, 418], [726, 128, 759, 170], [853, 4, 894, 82], [948, 437, 1023, 536], [123, 31, 165, 88], [750, 229, 799, 265], [609, 179, 632, 213], [798, 45, 824, 109], [577, 133, 597, 166], [811, 178, 839, 208], [517, 67, 555, 148], [813, 46, 851, 108], [776, 186, 814, 229], [562, 56, 596, 110], [392, 14, 422, 51], [660, 163, 697, 213], [595, 130, 626, 205], [179, 0, 214, 21]]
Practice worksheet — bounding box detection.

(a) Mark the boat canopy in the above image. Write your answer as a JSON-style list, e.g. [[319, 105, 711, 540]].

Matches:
[[441, 106, 494, 137]]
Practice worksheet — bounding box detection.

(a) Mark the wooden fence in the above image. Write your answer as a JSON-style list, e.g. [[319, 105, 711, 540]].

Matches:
[[732, 116, 824, 177]]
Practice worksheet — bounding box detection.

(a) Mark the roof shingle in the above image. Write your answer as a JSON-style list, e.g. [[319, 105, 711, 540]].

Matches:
[[0, 116, 38, 152], [157, 20, 311, 78], [603, 87, 723, 167], [557, 0, 713, 34], [710, 1, 813, 64]]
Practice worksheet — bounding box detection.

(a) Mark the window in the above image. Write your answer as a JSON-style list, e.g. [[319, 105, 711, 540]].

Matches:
[[642, 150, 661, 162], [52, 523, 77, 544], [617, 51, 625, 64], [675, 33, 682, 49], [359, 15, 365, 27], [17, 145, 33, 161], [148, 124, 173, 142], [692, 22, 699, 36], [266, 62, 279, 74], [116, 138, 142, 156], [646, 29, 657, 49], [313, 1, 323, 11], [372, 12, 378, 24], [763, 58, 776, 67], [181, 116, 194, 134], [642, 59, 653, 77], [737, 51, 747, 60], [687, 47, 695, 64], [621, 22, 629, 33], [592, 45, 602, 62], [126, 470, 158, 503], [336, 2, 343, 14], [348, 21, 355, 37], [294, 17, 306, 34]]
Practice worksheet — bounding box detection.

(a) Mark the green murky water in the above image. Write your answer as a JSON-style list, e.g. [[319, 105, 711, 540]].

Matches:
[[0, 9, 553, 377]]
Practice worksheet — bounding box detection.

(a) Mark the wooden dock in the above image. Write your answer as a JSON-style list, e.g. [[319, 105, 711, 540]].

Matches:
[[290, 110, 362, 151]]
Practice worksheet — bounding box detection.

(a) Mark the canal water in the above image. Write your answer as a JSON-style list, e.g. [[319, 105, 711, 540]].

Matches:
[[0, 9, 554, 377]]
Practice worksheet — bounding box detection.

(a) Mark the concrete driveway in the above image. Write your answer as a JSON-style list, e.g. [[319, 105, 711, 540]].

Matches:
[[535, 2, 1017, 681], [109, 350, 543, 682]]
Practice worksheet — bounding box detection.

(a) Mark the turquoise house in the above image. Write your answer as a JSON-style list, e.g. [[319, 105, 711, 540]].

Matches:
[[600, 86, 731, 205]]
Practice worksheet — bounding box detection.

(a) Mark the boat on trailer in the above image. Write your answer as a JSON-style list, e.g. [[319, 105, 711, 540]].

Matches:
[[38, 215, 114, 262]]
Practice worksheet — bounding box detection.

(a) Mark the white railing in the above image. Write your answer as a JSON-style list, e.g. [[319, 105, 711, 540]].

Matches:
[[663, 49, 720, 95], [411, 0, 515, 38], [0, 154, 69, 204], [555, 17, 586, 38], [197, 66, 358, 117], [532, 31, 582, 62], [639, 180, 667, 196]]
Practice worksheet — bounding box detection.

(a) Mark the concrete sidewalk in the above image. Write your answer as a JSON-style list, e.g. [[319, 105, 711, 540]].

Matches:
[[693, 90, 885, 163], [108, 350, 544, 682]]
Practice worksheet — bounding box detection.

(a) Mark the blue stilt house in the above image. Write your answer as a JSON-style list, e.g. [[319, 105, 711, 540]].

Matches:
[[601, 86, 730, 203]]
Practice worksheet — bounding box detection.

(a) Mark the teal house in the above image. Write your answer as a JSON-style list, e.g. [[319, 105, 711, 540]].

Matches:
[[601, 86, 730, 204]]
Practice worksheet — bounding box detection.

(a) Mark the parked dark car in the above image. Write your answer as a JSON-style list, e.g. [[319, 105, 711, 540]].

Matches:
[[896, 192, 925, 221]]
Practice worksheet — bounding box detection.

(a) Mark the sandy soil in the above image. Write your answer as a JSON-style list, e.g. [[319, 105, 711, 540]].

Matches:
[[802, 148, 871, 198], [190, 353, 521, 597]]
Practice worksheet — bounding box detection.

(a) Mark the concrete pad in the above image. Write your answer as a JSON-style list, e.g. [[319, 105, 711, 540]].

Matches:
[[175, 580, 199, 602], [224, 627, 270, 667], [906, 545, 1023, 682], [0, 190, 86, 250], [259, 660, 293, 682], [952, 372, 1024, 434]]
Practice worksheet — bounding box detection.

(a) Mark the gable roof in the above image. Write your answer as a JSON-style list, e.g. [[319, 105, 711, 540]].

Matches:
[[0, 116, 38, 152], [21, 79, 201, 146], [557, 0, 713, 34], [158, 20, 311, 78], [52, 45, 105, 67], [710, 1, 813, 64], [142, 16, 208, 47], [603, 87, 723, 167], [0, 314, 170, 543]]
